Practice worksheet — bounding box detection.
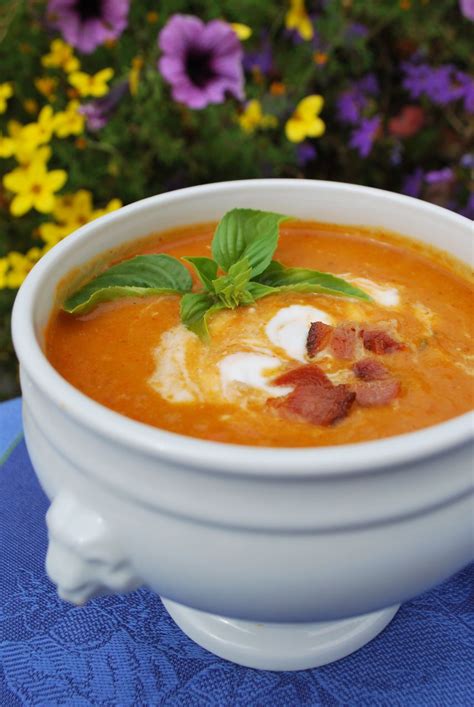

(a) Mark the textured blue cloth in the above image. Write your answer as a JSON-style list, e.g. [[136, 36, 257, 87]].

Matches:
[[0, 398, 473, 706]]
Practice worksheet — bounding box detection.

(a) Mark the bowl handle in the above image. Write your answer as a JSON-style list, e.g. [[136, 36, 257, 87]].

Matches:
[[45, 490, 142, 605]]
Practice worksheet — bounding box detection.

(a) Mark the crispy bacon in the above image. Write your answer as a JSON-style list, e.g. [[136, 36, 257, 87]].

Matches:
[[271, 364, 356, 426], [306, 321, 333, 358], [362, 328, 405, 355], [352, 358, 389, 381], [329, 323, 360, 360], [354, 379, 400, 407]]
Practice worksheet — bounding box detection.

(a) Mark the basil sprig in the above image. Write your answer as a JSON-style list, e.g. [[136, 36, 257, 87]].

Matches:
[[63, 208, 371, 336]]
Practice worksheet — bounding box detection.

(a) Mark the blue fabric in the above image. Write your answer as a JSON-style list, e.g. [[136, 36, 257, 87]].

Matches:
[[0, 397, 22, 462], [0, 399, 472, 706]]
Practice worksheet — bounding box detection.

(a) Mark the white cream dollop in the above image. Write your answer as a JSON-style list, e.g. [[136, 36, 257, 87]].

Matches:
[[346, 277, 400, 307], [265, 305, 333, 361], [219, 352, 292, 399], [149, 325, 202, 403]]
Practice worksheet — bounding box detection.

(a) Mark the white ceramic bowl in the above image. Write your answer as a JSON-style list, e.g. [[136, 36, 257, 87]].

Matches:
[[12, 180, 474, 671]]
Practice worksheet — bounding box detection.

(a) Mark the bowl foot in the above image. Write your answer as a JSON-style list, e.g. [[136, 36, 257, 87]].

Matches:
[[161, 599, 400, 671]]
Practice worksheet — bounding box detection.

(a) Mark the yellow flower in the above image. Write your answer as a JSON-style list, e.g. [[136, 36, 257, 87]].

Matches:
[[285, 0, 314, 41], [14, 144, 52, 168], [129, 57, 144, 97], [285, 95, 325, 143], [0, 82, 13, 113], [230, 23, 252, 40], [38, 222, 74, 248], [3, 160, 67, 216], [238, 100, 278, 134], [0, 133, 15, 158], [35, 76, 58, 101], [91, 197, 122, 220], [21, 106, 56, 150], [39, 193, 122, 248], [42, 39, 80, 73], [53, 101, 85, 138], [68, 68, 114, 98], [0, 248, 46, 289]]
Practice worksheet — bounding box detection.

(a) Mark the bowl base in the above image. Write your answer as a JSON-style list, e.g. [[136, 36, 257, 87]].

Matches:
[[161, 599, 400, 671]]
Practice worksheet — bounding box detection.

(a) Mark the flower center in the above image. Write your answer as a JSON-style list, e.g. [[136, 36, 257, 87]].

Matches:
[[185, 50, 215, 88], [75, 0, 103, 21]]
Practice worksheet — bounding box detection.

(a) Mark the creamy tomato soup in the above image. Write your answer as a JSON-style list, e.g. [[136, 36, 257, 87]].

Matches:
[[45, 220, 474, 447]]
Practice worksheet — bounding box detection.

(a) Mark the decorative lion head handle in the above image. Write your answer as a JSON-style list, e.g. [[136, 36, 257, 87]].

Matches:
[[45, 490, 142, 605]]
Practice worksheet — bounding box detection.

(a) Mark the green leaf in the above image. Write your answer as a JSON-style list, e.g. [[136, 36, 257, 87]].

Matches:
[[63, 254, 193, 315], [180, 292, 224, 340], [211, 208, 290, 277], [245, 281, 279, 301], [256, 261, 372, 301], [182, 256, 218, 292], [212, 257, 253, 309]]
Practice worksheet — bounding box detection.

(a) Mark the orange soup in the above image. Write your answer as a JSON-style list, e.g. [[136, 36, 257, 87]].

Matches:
[[45, 220, 474, 447]]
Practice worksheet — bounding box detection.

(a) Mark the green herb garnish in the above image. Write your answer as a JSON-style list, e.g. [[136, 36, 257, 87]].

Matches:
[[63, 208, 371, 337]]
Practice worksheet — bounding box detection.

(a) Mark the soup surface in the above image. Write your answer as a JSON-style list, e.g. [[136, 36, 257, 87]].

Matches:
[[45, 220, 474, 447]]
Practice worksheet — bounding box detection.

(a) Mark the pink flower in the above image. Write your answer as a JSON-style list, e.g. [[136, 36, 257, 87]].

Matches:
[[158, 14, 245, 110], [47, 0, 130, 54]]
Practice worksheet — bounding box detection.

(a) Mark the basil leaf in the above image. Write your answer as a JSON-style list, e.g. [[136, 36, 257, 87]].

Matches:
[[211, 208, 290, 277], [63, 254, 193, 315], [180, 292, 224, 340], [182, 256, 218, 292], [245, 281, 279, 301], [212, 257, 253, 309], [256, 261, 372, 301]]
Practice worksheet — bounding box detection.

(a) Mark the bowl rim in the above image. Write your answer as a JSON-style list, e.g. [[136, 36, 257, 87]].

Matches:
[[12, 178, 474, 477]]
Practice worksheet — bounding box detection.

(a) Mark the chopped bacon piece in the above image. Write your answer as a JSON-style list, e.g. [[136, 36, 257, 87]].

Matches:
[[355, 379, 400, 407], [274, 363, 333, 388], [306, 321, 334, 358], [329, 323, 360, 360], [353, 358, 389, 381], [362, 329, 405, 355], [271, 364, 356, 426]]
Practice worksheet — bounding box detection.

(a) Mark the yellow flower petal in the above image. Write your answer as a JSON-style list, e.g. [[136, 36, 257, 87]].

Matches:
[[33, 191, 56, 213], [285, 118, 308, 143], [10, 193, 34, 216], [3, 167, 25, 192], [297, 95, 324, 118], [0, 136, 14, 158], [306, 117, 325, 138], [96, 68, 114, 82], [230, 23, 252, 40], [45, 169, 67, 192]]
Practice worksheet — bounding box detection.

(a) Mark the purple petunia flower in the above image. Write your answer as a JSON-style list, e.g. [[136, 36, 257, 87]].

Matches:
[[402, 61, 473, 112], [402, 168, 425, 198], [349, 116, 381, 157], [47, 0, 130, 54], [296, 142, 317, 166], [460, 153, 474, 169], [459, 0, 474, 20], [79, 81, 128, 131], [158, 14, 244, 110]]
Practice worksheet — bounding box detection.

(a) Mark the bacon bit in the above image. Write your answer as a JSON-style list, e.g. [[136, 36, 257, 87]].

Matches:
[[352, 358, 389, 381], [362, 328, 405, 355], [354, 379, 400, 407], [329, 323, 360, 360], [306, 321, 333, 358], [271, 364, 356, 426]]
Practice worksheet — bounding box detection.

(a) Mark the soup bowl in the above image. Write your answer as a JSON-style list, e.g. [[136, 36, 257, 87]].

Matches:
[[12, 179, 474, 671]]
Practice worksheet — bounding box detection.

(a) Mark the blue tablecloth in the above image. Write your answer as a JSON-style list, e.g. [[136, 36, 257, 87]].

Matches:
[[0, 398, 472, 706]]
